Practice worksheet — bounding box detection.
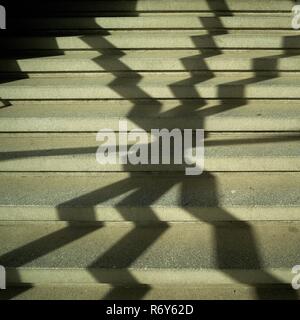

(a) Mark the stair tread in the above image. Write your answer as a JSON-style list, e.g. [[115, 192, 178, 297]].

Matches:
[[2, 31, 300, 50], [10, 15, 295, 30], [2, 284, 299, 300], [0, 100, 299, 132], [2, 50, 300, 72], [0, 172, 299, 222], [0, 133, 299, 172], [1, 74, 300, 99], [1, 0, 299, 300], [12, 0, 296, 13], [0, 222, 299, 284]]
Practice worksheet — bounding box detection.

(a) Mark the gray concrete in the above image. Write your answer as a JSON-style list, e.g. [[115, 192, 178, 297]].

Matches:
[[1, 284, 299, 300], [0, 222, 299, 285], [32, 1, 297, 13], [0, 172, 299, 222], [2, 31, 300, 50], [1, 0, 299, 300], [11, 15, 294, 30], [0, 133, 299, 171], [2, 74, 300, 99], [2, 50, 300, 72], [0, 100, 299, 132]]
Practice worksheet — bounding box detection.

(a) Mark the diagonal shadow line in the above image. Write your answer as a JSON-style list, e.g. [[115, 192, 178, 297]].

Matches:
[[1, 1, 172, 296], [1, 0, 300, 300], [0, 0, 73, 299], [0, 178, 137, 269], [180, 174, 298, 299], [166, 0, 299, 299], [0, 177, 159, 298], [77, 2, 235, 299], [57, 175, 173, 299], [80, 20, 175, 297], [1, 134, 300, 163], [0, 0, 170, 299], [85, 4, 299, 297], [207, 7, 300, 301], [87, 187, 174, 300]]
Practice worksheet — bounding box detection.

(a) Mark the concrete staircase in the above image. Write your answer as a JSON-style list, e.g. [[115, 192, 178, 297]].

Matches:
[[0, 0, 300, 300]]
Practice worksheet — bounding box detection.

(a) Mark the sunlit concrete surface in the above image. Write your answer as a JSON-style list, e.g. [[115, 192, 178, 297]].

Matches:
[[0, 0, 299, 300]]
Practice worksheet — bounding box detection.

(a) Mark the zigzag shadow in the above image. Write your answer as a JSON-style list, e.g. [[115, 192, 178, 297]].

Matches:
[[0, 0, 299, 300]]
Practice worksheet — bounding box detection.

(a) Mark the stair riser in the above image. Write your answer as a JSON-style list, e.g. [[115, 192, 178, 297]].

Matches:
[[2, 284, 298, 300], [1, 118, 299, 132], [1, 207, 299, 223], [3, 33, 300, 50], [2, 56, 300, 72], [5, 268, 297, 286], [1, 0, 300, 301], [9, 16, 294, 30], [1, 222, 299, 286], [8, 0, 296, 13], [1, 86, 300, 99]]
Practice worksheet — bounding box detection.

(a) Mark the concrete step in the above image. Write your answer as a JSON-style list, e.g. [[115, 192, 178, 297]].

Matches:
[[2, 50, 300, 72], [10, 0, 296, 14], [1, 74, 300, 99], [1, 0, 298, 302], [0, 100, 299, 132], [9, 15, 294, 30], [2, 71, 298, 79], [1, 284, 299, 300], [0, 172, 299, 222], [0, 222, 299, 288], [0, 133, 299, 172], [2, 31, 300, 50]]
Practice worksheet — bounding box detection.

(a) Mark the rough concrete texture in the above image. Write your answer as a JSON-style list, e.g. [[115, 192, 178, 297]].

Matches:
[[0, 222, 299, 285], [1, 284, 299, 300], [0, 172, 299, 222], [0, 99, 299, 132], [2, 50, 300, 72], [2, 31, 300, 50], [17, 1, 297, 13], [2, 74, 300, 99], [0, 133, 299, 171], [10, 15, 294, 30], [0, 0, 300, 300]]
